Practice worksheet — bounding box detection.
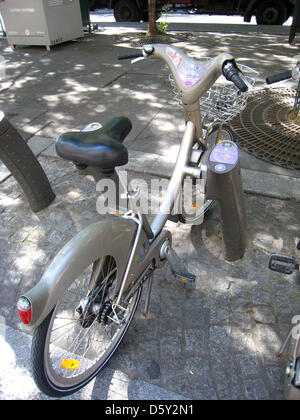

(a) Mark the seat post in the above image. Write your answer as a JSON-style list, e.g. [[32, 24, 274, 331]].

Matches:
[[75, 165, 128, 211]]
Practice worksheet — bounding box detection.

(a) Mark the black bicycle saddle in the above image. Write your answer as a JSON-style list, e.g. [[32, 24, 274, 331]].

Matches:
[[56, 117, 132, 171]]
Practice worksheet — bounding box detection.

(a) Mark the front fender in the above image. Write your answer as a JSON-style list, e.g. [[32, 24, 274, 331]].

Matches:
[[20, 214, 137, 329]]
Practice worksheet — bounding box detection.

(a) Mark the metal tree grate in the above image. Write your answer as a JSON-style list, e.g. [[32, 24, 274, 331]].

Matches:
[[228, 87, 300, 170]]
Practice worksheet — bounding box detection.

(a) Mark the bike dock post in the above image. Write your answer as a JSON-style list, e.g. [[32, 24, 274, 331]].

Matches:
[[0, 112, 55, 212], [289, 1, 300, 44], [205, 140, 246, 262]]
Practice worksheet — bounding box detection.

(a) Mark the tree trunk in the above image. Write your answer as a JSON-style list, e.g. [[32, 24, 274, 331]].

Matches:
[[146, 0, 163, 36]]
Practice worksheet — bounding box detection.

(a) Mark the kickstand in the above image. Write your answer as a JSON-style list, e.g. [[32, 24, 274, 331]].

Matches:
[[142, 273, 153, 318]]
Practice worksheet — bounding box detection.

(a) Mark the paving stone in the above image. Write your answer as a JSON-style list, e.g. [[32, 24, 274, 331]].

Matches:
[[137, 360, 161, 381], [209, 326, 232, 349], [159, 354, 186, 378], [184, 328, 207, 354], [0, 162, 10, 182], [163, 374, 192, 398], [237, 354, 261, 377], [231, 328, 256, 354], [243, 378, 271, 400], [252, 287, 271, 306], [253, 305, 276, 325], [230, 313, 252, 330], [255, 324, 282, 364], [189, 376, 218, 400], [210, 306, 230, 325], [10, 230, 29, 244], [27, 136, 54, 157], [265, 365, 286, 392]]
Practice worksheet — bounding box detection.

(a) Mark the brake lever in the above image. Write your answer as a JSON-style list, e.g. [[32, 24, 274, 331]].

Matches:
[[239, 73, 254, 91], [131, 46, 155, 64], [131, 56, 145, 64]]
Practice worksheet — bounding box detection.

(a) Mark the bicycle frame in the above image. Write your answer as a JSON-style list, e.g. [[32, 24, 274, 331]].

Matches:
[[151, 120, 196, 237]]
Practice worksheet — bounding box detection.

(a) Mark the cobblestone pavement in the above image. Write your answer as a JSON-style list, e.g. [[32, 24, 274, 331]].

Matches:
[[0, 152, 299, 399]]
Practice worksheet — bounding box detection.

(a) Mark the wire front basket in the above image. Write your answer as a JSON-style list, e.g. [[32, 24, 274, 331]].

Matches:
[[169, 60, 258, 124]]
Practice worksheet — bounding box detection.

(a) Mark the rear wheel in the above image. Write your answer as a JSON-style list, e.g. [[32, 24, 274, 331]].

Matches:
[[31, 255, 141, 397], [114, 0, 141, 22], [255, 0, 287, 25]]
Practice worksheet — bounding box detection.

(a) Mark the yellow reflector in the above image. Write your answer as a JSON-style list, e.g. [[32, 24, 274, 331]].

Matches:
[[190, 204, 200, 210], [60, 359, 80, 370]]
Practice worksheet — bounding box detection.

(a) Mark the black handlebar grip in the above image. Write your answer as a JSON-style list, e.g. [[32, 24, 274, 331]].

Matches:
[[222, 60, 248, 93], [266, 70, 293, 85], [231, 73, 248, 93], [117, 51, 144, 60]]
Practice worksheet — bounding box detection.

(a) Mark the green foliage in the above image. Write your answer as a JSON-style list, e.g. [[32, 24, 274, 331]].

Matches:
[[156, 6, 171, 34]]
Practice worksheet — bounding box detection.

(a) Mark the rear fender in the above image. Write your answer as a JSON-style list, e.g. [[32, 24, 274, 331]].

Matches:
[[20, 214, 139, 329]]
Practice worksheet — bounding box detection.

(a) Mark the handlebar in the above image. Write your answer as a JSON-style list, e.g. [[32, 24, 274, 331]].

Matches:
[[118, 51, 144, 60], [117, 45, 249, 107], [117, 46, 154, 61], [266, 70, 293, 85], [266, 65, 300, 85]]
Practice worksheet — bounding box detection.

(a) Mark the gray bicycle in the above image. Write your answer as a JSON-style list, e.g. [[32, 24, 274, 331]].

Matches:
[[17, 44, 255, 397]]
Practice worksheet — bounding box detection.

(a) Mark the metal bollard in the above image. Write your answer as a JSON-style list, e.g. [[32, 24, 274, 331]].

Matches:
[[205, 140, 246, 262], [0, 112, 55, 212], [289, 1, 300, 44]]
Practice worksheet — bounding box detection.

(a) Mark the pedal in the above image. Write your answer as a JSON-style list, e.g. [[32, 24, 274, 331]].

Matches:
[[173, 271, 196, 285], [268, 254, 298, 275], [162, 244, 195, 286]]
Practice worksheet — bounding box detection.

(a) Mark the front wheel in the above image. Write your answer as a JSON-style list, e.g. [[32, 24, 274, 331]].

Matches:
[[31, 255, 141, 397], [255, 0, 287, 25]]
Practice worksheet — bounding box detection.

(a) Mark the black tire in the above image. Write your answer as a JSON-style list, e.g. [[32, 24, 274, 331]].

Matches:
[[31, 256, 141, 397], [255, 0, 287, 25], [114, 0, 141, 22]]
